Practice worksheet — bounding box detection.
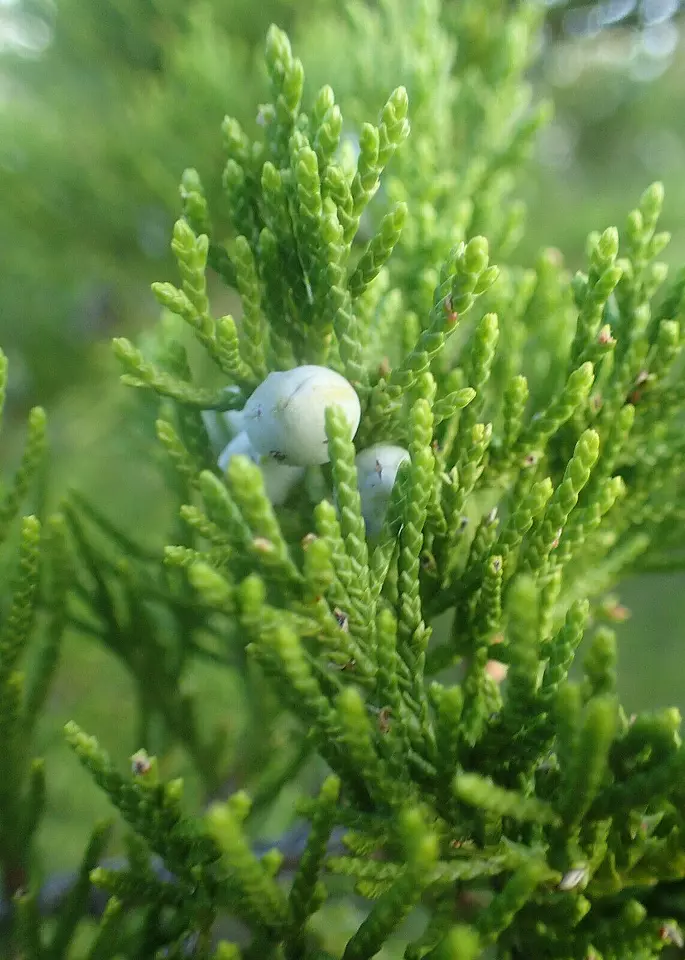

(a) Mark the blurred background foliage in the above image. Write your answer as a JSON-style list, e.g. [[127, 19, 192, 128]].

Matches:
[[1, 0, 684, 875]]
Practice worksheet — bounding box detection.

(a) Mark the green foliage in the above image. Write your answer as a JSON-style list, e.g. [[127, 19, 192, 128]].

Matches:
[[0, 351, 71, 948], [0, 0, 336, 401], [3, 2, 685, 959]]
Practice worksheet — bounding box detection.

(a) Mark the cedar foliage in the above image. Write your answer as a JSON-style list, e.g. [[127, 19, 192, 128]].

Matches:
[[3, 1, 685, 958]]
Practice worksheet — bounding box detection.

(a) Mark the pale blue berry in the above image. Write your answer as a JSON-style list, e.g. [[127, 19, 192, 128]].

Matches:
[[355, 444, 410, 536], [243, 365, 361, 466], [218, 431, 304, 505]]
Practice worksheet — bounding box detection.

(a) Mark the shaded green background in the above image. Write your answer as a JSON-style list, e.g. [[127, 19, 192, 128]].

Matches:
[[1, 0, 684, 874]]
